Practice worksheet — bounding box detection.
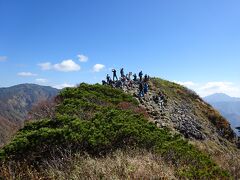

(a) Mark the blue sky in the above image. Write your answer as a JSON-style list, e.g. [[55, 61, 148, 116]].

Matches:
[[0, 0, 240, 97]]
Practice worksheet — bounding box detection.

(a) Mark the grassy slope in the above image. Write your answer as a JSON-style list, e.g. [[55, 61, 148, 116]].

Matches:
[[151, 78, 240, 177], [151, 78, 235, 141], [0, 83, 231, 179]]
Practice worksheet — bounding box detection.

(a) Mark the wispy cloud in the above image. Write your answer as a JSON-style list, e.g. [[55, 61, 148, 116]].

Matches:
[[174, 81, 240, 97], [18, 72, 37, 77], [36, 78, 48, 83], [77, 54, 88, 62], [199, 82, 240, 97], [38, 60, 81, 72], [38, 62, 52, 70], [93, 64, 105, 72], [53, 83, 75, 89], [0, 56, 7, 62]]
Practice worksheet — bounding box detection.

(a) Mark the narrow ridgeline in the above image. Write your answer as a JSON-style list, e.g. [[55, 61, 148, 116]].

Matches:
[[123, 78, 235, 141], [0, 78, 240, 179], [122, 78, 240, 177]]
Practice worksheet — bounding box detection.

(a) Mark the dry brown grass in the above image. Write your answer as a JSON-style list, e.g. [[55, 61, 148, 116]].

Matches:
[[45, 149, 175, 180], [190, 139, 240, 179], [0, 161, 42, 180], [118, 102, 149, 119], [0, 149, 175, 180]]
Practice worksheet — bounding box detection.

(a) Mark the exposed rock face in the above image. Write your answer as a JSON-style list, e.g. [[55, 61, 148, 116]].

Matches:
[[171, 106, 205, 140], [123, 81, 214, 141], [119, 78, 239, 145], [119, 78, 240, 177]]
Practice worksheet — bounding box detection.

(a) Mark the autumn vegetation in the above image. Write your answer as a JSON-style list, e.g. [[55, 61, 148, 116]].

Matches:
[[0, 83, 232, 179]]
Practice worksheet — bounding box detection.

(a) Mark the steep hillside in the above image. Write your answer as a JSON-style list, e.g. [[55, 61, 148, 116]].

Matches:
[[126, 79, 236, 141], [0, 116, 17, 148], [210, 101, 240, 115], [0, 79, 240, 179], [204, 93, 240, 135], [144, 79, 240, 176], [223, 113, 240, 134], [0, 84, 59, 146]]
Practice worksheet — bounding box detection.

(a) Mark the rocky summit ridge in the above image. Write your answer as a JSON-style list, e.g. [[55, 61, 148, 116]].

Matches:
[[122, 78, 235, 141], [1, 78, 240, 178], [123, 81, 205, 140], [119, 78, 240, 175]]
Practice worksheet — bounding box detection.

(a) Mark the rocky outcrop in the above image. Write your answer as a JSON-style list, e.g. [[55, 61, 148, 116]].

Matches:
[[122, 82, 206, 140], [121, 79, 238, 144], [119, 78, 240, 178]]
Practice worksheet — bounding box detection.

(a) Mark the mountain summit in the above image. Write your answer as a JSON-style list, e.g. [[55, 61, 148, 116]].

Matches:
[[204, 93, 240, 103], [0, 79, 240, 179]]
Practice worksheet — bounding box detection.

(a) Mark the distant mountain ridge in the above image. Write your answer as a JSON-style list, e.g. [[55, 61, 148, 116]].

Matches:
[[204, 93, 240, 135], [204, 93, 240, 103], [0, 84, 59, 146]]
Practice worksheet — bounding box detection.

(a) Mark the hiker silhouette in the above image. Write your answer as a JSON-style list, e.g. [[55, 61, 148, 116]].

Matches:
[[139, 71, 143, 82], [120, 68, 124, 78], [133, 73, 137, 81], [106, 74, 111, 84], [112, 69, 118, 81]]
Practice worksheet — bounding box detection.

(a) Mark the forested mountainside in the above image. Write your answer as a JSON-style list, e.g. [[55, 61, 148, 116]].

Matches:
[[0, 84, 59, 147]]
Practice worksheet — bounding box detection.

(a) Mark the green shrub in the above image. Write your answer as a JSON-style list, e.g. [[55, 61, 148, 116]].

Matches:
[[0, 83, 230, 179]]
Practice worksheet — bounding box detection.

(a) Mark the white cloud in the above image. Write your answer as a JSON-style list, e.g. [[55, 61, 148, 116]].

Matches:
[[18, 72, 37, 77], [36, 78, 48, 83], [53, 83, 75, 89], [38, 60, 81, 72], [93, 64, 105, 72], [174, 80, 240, 97], [198, 82, 240, 97], [53, 60, 80, 72], [38, 62, 52, 70], [0, 56, 7, 62], [77, 54, 88, 62]]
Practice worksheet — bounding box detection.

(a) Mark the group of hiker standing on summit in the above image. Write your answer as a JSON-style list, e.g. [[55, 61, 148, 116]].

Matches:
[[102, 68, 166, 108], [102, 68, 166, 109], [102, 68, 150, 98]]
